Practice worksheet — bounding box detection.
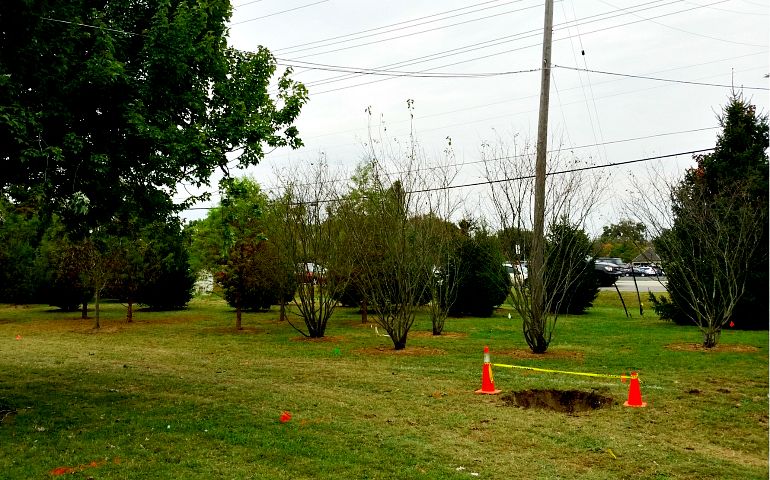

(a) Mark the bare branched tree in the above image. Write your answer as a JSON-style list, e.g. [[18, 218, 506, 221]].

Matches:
[[271, 159, 350, 338], [630, 169, 765, 347], [341, 101, 456, 348], [482, 135, 605, 353]]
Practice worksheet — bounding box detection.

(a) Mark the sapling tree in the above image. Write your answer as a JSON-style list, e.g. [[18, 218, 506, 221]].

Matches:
[[271, 160, 349, 338], [482, 135, 605, 353]]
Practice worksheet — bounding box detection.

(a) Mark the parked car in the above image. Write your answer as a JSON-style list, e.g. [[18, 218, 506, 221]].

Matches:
[[637, 265, 657, 277], [596, 257, 630, 275], [594, 259, 624, 287], [503, 262, 528, 284]]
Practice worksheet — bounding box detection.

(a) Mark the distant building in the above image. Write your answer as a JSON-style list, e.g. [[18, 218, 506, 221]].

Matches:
[[632, 248, 661, 266]]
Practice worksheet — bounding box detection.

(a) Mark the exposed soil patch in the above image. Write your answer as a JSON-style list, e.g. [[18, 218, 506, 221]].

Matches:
[[666, 343, 759, 353], [291, 335, 346, 343], [501, 389, 615, 414], [409, 331, 467, 339], [354, 345, 447, 356], [493, 348, 584, 361]]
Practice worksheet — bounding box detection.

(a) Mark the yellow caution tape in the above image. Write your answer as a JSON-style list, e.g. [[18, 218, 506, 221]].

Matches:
[[493, 363, 637, 381]]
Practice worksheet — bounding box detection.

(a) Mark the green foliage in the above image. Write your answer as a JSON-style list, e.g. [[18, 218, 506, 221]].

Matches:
[[36, 233, 94, 312], [449, 232, 510, 317], [0, 198, 45, 303], [219, 240, 295, 311], [656, 95, 768, 332], [596, 219, 648, 262], [136, 220, 195, 310], [0, 1, 307, 231], [544, 221, 598, 315]]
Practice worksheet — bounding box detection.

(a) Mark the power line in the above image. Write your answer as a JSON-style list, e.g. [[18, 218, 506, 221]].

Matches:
[[273, 0, 524, 54], [230, 0, 329, 25], [180, 146, 715, 210], [554, 65, 770, 91], [277, 1, 541, 56], [294, 0, 737, 94], [286, 0, 680, 61], [276, 59, 541, 78], [409, 148, 714, 194]]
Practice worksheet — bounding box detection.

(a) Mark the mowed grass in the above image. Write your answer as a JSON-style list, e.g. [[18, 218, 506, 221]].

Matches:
[[0, 293, 767, 479]]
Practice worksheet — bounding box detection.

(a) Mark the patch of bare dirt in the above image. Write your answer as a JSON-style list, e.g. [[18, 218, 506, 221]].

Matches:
[[290, 335, 346, 343], [501, 389, 615, 413], [353, 345, 447, 356], [666, 343, 759, 353], [409, 331, 467, 339], [493, 348, 584, 361]]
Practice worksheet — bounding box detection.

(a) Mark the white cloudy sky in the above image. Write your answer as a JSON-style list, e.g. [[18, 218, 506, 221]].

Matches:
[[180, 0, 769, 230]]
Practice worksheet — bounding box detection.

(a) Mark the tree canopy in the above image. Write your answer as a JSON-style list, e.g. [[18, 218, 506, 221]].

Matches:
[[0, 1, 307, 230]]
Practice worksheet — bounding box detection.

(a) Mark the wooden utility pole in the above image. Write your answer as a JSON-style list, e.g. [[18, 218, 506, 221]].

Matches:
[[530, 0, 554, 335]]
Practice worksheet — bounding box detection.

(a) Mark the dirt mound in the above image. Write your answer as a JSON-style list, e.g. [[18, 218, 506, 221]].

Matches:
[[501, 389, 614, 413]]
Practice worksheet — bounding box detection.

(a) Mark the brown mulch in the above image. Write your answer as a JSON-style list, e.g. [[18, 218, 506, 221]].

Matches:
[[353, 345, 447, 356], [493, 348, 585, 361], [665, 343, 760, 353]]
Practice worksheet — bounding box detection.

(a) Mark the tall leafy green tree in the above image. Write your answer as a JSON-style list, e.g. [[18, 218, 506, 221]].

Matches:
[[596, 219, 648, 262], [214, 177, 268, 329], [0, 1, 307, 231]]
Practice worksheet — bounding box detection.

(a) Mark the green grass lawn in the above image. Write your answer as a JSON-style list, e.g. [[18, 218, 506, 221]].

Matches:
[[1, 293, 767, 479]]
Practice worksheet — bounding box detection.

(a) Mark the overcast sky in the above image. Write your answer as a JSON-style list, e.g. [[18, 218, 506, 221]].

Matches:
[[180, 0, 769, 231]]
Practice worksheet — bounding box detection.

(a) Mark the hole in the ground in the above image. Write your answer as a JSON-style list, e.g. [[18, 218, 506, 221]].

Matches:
[[501, 389, 615, 413]]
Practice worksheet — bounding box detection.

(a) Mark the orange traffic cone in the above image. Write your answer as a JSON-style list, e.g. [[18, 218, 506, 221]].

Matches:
[[475, 346, 501, 395], [623, 371, 647, 407]]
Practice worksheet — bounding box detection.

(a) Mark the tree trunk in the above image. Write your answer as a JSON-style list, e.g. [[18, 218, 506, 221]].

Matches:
[[279, 301, 286, 322], [127, 300, 133, 323], [81, 302, 88, 319], [703, 328, 720, 348], [236, 306, 242, 330], [360, 298, 368, 323]]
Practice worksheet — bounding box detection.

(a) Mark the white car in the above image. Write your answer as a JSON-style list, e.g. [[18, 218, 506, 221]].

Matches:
[[503, 262, 528, 284]]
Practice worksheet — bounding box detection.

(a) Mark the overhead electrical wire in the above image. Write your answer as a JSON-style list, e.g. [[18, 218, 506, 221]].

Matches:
[[230, 0, 329, 25], [282, 0, 679, 61], [277, 1, 542, 56], [290, 0, 736, 94], [274, 0, 526, 54], [180, 147, 715, 209]]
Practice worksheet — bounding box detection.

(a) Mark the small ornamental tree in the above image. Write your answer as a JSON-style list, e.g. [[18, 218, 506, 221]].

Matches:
[[220, 240, 294, 312]]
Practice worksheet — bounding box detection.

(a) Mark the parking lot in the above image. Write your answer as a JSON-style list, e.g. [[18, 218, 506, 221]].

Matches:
[[602, 276, 667, 293]]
